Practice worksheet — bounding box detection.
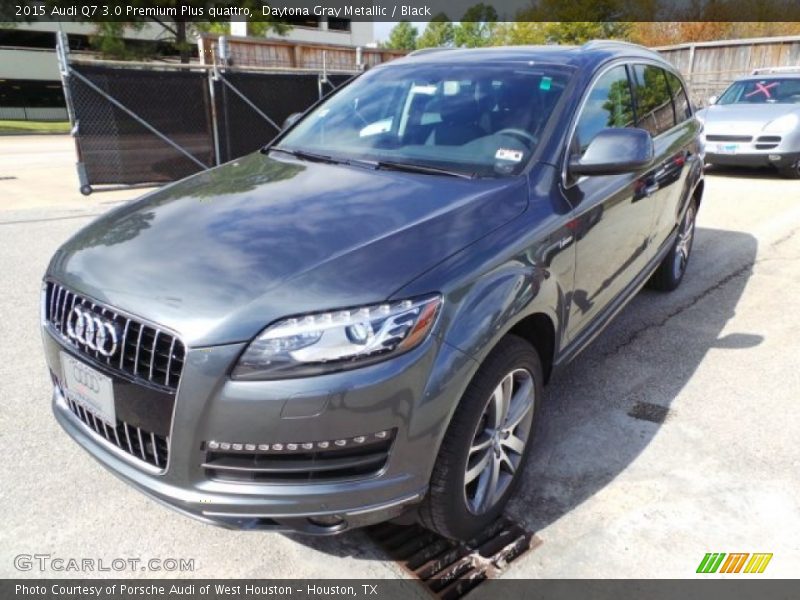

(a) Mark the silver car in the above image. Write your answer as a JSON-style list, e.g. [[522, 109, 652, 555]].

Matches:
[[697, 69, 800, 179]]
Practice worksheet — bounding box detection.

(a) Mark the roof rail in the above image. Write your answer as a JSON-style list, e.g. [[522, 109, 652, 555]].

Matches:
[[407, 47, 455, 56], [582, 39, 660, 55], [751, 66, 800, 75]]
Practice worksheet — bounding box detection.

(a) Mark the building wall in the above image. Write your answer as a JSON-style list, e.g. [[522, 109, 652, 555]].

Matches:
[[230, 21, 374, 47]]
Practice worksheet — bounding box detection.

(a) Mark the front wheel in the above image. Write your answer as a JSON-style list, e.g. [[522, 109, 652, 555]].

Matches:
[[778, 160, 800, 179], [419, 335, 542, 540], [648, 200, 697, 292]]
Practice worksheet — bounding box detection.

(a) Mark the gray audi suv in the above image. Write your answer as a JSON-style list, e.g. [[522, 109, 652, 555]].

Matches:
[[42, 41, 703, 541]]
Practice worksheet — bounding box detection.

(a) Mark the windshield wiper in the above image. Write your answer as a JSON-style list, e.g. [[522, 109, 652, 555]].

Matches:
[[371, 160, 476, 179], [271, 149, 475, 179], [269, 147, 345, 165]]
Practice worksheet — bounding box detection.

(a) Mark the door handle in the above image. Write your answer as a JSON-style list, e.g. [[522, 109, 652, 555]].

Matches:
[[644, 183, 659, 196]]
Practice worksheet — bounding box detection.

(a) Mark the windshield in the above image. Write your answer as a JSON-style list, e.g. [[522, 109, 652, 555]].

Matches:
[[276, 63, 572, 177], [718, 78, 800, 105]]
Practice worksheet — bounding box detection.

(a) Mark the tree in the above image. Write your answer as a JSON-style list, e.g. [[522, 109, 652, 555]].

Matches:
[[417, 13, 455, 48], [384, 21, 418, 51], [490, 22, 548, 46], [629, 21, 800, 47], [38, 1, 290, 62], [453, 4, 498, 48]]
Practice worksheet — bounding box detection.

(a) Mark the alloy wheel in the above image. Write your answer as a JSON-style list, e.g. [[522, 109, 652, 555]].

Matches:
[[464, 368, 535, 514], [673, 205, 696, 278]]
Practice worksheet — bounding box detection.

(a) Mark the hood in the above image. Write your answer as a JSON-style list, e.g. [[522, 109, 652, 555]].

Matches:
[[50, 152, 528, 346], [702, 103, 800, 133]]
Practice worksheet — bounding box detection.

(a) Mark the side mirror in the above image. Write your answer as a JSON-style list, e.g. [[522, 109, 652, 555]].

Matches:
[[282, 112, 303, 130], [569, 128, 654, 177], [708, 95, 718, 105]]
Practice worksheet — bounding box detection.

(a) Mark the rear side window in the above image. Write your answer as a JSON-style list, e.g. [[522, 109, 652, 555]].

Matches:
[[574, 65, 635, 156], [664, 70, 692, 122], [633, 65, 675, 136]]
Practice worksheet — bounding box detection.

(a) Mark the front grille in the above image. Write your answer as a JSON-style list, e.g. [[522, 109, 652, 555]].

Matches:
[[45, 281, 185, 391], [203, 434, 394, 483], [56, 376, 169, 469], [706, 134, 753, 143], [755, 135, 781, 150]]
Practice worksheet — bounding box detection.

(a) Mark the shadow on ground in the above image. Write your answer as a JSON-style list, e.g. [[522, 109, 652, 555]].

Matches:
[[287, 226, 759, 558]]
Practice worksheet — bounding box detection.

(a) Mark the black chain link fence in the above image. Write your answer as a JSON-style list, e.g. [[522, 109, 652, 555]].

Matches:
[[65, 63, 354, 191], [215, 72, 353, 163], [69, 64, 215, 186]]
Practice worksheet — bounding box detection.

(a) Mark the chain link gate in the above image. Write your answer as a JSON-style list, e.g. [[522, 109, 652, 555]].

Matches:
[[56, 33, 357, 195]]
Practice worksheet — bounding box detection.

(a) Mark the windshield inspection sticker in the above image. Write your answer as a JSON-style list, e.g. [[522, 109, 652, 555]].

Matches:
[[540, 76, 552, 91], [496, 148, 525, 162]]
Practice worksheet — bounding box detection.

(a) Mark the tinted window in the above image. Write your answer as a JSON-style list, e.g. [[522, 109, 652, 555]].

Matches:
[[279, 64, 572, 178], [665, 70, 692, 121], [574, 65, 635, 155], [633, 65, 675, 136]]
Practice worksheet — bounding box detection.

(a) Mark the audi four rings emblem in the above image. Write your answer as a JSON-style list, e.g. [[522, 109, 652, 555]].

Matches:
[[71, 362, 101, 393], [66, 306, 119, 357]]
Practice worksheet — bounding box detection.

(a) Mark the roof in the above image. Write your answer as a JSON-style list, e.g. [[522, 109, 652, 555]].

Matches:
[[395, 41, 665, 71]]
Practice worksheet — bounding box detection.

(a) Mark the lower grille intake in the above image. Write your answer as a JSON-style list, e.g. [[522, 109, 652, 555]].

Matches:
[[58, 377, 169, 470], [203, 433, 394, 483]]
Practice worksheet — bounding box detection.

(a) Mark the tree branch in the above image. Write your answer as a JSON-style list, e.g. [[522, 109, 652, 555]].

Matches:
[[149, 16, 177, 37]]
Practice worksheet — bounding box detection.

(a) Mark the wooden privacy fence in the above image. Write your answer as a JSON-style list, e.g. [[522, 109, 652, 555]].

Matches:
[[657, 35, 800, 105], [198, 34, 405, 72]]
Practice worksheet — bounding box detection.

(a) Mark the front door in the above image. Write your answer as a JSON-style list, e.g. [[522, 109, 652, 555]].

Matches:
[[563, 63, 656, 341]]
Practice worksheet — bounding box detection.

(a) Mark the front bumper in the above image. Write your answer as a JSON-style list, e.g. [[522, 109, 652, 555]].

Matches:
[[44, 323, 475, 534], [703, 132, 800, 169], [705, 150, 800, 168]]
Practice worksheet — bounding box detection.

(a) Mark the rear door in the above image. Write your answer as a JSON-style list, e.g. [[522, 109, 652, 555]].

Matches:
[[631, 64, 699, 254], [563, 63, 656, 341]]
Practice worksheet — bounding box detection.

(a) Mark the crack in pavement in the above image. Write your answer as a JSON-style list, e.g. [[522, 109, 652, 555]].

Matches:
[[602, 225, 799, 358]]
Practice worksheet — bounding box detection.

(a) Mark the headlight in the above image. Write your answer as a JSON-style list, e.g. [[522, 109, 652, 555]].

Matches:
[[232, 295, 442, 380], [763, 113, 799, 133]]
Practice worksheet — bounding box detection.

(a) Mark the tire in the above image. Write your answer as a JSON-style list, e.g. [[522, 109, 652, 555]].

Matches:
[[648, 199, 697, 292], [419, 335, 543, 540], [778, 160, 800, 179]]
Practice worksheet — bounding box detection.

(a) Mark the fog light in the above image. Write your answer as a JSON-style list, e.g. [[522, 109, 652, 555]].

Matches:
[[769, 154, 781, 162]]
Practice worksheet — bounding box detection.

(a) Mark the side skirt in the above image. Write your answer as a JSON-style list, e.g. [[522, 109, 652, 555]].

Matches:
[[553, 230, 678, 370]]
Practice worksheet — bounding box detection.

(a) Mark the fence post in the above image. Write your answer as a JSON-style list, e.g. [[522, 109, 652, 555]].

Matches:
[[56, 32, 77, 131], [208, 41, 222, 165], [56, 31, 92, 195]]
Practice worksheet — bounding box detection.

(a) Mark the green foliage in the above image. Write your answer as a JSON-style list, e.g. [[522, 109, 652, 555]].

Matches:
[[37, 1, 291, 61], [453, 4, 498, 48], [88, 22, 147, 60], [384, 21, 418, 51], [417, 13, 454, 49], [603, 78, 635, 127]]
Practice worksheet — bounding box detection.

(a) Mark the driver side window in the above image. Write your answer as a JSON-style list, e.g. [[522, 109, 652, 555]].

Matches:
[[574, 65, 635, 156]]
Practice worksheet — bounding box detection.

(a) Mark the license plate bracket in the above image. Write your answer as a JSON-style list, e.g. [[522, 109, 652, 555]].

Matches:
[[60, 352, 116, 426]]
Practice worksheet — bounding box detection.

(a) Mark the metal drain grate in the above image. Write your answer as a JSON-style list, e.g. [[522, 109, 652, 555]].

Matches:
[[367, 516, 540, 599]]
